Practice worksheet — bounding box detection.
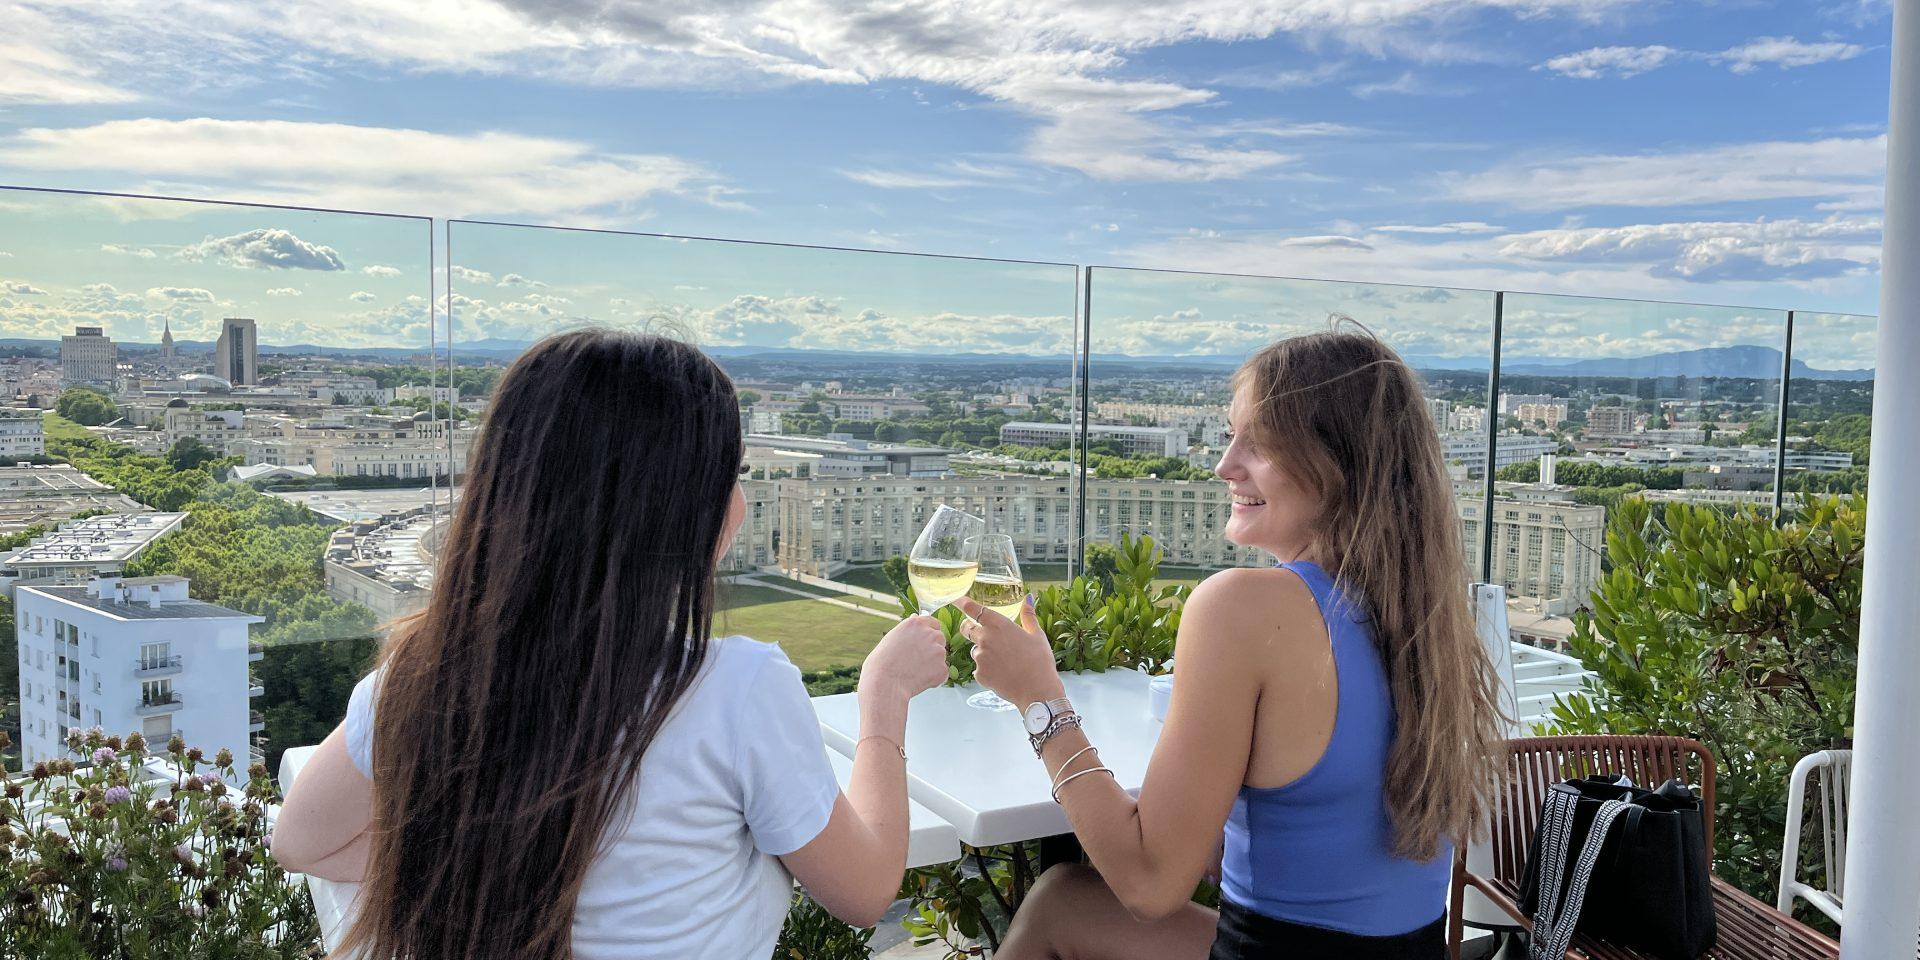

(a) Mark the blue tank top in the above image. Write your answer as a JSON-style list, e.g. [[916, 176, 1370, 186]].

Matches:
[[1218, 560, 1452, 936]]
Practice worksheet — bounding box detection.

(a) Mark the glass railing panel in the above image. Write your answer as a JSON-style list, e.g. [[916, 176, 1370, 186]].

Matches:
[[1496, 292, 1788, 649], [446, 220, 1080, 676], [0, 186, 438, 774], [1084, 266, 1497, 590], [1784, 311, 1876, 499]]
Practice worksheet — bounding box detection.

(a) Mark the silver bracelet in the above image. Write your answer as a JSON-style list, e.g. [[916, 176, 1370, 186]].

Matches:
[[1029, 713, 1082, 756], [1051, 765, 1115, 803], [1050, 744, 1098, 774]]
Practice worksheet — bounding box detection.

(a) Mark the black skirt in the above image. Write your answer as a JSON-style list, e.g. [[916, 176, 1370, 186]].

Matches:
[[1207, 897, 1446, 960]]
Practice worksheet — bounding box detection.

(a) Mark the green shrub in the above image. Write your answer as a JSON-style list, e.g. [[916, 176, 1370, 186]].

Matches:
[[0, 728, 319, 958], [1550, 496, 1861, 902]]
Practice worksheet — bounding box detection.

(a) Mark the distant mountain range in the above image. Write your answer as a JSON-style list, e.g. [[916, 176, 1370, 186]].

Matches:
[[0, 337, 1874, 379]]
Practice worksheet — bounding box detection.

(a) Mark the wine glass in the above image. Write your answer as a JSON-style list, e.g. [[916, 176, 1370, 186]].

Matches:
[[907, 505, 984, 615], [962, 533, 1025, 711]]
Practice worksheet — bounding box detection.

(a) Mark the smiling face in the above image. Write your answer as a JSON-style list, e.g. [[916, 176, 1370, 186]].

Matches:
[[1216, 384, 1324, 562]]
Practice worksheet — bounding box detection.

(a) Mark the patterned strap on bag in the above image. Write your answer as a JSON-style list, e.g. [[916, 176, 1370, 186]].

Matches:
[[1529, 792, 1632, 960]]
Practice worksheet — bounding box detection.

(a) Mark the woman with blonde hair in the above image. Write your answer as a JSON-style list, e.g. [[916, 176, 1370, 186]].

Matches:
[[961, 329, 1506, 958]]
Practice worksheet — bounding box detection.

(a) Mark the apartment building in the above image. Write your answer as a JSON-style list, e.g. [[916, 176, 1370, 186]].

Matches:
[[1, 512, 187, 600], [0, 409, 45, 459], [1459, 489, 1605, 617], [13, 575, 263, 768], [214, 318, 258, 386], [60, 326, 117, 385], [1001, 421, 1189, 457]]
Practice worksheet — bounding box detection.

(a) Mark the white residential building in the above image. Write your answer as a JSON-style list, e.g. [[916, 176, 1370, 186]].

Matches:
[[392, 384, 458, 404], [13, 575, 263, 768], [1001, 421, 1189, 457], [0, 410, 45, 459], [162, 406, 249, 448], [1439, 433, 1558, 478], [1, 512, 188, 600], [60, 326, 117, 385]]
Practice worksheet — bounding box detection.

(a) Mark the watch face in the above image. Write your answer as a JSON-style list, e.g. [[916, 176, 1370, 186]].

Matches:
[[1023, 702, 1051, 734]]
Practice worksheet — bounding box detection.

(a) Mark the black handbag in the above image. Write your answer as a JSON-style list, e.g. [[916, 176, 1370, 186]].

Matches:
[[1519, 775, 1717, 959]]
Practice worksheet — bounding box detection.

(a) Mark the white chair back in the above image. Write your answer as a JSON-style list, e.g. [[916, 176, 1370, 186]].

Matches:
[[1777, 748, 1852, 925], [1460, 583, 1519, 931]]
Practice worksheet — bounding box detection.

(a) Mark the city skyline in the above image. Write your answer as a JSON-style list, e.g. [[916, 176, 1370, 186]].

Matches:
[[0, 187, 1883, 369]]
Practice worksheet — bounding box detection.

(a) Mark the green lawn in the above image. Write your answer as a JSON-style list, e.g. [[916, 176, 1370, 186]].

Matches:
[[717, 583, 893, 672], [753, 576, 901, 613]]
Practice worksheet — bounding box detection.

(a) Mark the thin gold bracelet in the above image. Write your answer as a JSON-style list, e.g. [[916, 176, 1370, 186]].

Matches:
[[855, 735, 906, 760]]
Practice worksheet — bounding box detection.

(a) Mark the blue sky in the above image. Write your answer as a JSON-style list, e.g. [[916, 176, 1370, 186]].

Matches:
[[0, 0, 1892, 363]]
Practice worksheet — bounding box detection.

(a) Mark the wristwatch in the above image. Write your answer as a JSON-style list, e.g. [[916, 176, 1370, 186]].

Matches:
[[1023, 697, 1076, 752]]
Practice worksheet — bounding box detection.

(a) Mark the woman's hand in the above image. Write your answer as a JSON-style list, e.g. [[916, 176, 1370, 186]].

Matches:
[[859, 614, 950, 703], [955, 595, 1064, 708]]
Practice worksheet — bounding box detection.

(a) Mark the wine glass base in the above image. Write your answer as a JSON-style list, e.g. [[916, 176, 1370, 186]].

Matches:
[[967, 690, 1017, 712]]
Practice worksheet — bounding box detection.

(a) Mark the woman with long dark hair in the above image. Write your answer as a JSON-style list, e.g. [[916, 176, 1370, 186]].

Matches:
[[962, 330, 1506, 959], [273, 328, 949, 959]]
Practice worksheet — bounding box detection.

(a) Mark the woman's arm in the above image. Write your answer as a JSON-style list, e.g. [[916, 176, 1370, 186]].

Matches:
[[779, 689, 913, 927], [271, 725, 374, 881], [780, 615, 947, 928], [962, 567, 1323, 921]]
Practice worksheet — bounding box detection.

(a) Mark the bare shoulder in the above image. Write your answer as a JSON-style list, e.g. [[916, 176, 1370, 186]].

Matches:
[[1179, 566, 1325, 660]]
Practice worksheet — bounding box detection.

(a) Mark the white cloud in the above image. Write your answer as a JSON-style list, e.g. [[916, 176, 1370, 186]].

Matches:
[[1350, 71, 1462, 98], [6, 0, 1621, 186], [1373, 221, 1503, 235], [349, 290, 378, 302], [1538, 45, 1678, 79], [497, 273, 546, 288], [1027, 111, 1296, 182], [100, 243, 158, 258], [1498, 216, 1880, 281], [1712, 36, 1867, 73], [145, 286, 216, 301], [1211, 62, 1347, 91], [1447, 136, 1885, 209], [4, 280, 48, 296], [177, 227, 348, 271], [451, 265, 495, 286], [840, 169, 994, 190], [362, 264, 403, 277], [0, 118, 724, 220], [1540, 36, 1867, 80], [266, 287, 303, 297], [0, 6, 140, 105]]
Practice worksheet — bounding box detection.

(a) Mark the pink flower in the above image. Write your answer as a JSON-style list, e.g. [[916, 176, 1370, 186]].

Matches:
[[103, 786, 131, 805], [92, 747, 116, 766]]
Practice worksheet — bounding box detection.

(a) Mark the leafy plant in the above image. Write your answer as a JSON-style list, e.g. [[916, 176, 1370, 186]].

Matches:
[[0, 728, 320, 958], [774, 892, 874, 960], [1550, 496, 1862, 904]]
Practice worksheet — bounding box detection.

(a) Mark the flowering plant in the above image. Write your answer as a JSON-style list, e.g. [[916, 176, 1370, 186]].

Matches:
[[0, 727, 320, 958]]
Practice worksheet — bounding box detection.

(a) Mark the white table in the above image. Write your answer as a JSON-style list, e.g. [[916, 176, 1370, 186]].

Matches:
[[811, 669, 1165, 848]]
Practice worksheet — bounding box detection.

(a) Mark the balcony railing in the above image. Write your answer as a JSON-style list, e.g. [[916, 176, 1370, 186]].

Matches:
[[247, 642, 265, 662], [136, 694, 182, 716], [249, 710, 267, 731], [134, 655, 183, 677]]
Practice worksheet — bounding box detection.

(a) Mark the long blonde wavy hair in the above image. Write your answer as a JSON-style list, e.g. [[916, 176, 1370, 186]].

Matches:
[[1232, 325, 1506, 860]]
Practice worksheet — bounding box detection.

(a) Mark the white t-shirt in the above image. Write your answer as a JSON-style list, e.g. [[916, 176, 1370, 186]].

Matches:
[[343, 635, 841, 960]]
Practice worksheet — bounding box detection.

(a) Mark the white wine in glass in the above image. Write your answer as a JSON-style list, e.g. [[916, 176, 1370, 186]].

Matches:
[[907, 505, 984, 614], [963, 533, 1025, 711]]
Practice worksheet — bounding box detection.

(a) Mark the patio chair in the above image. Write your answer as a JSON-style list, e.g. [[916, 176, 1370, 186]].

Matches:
[[1777, 749, 1851, 927], [1447, 735, 1841, 960]]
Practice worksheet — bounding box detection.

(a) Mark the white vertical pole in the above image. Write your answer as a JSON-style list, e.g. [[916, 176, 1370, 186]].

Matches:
[[1840, 1, 1920, 955]]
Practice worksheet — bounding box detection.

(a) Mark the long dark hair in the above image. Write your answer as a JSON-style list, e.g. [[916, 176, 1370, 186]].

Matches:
[[1233, 328, 1503, 860], [340, 328, 743, 960]]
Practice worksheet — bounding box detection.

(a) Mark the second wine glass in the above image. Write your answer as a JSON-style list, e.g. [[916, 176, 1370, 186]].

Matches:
[[962, 533, 1025, 712]]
